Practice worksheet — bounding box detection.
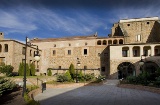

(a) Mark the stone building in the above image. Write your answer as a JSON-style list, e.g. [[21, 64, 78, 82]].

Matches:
[[0, 32, 40, 74], [1, 16, 160, 79], [31, 17, 160, 79]]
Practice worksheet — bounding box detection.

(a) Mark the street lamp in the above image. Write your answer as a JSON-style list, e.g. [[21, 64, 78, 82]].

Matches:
[[76, 58, 81, 83], [139, 55, 146, 73], [22, 37, 40, 97]]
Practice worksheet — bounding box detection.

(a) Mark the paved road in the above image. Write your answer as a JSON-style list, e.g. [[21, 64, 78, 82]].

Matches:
[[35, 80, 160, 105]]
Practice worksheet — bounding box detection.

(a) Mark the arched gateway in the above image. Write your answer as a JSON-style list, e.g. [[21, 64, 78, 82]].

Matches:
[[117, 62, 135, 79]]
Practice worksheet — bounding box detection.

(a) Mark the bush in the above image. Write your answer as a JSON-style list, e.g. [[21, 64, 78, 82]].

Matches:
[[47, 69, 52, 76], [64, 71, 72, 82], [57, 75, 68, 82], [0, 78, 16, 96], [84, 74, 95, 81], [126, 76, 137, 84], [77, 70, 84, 82], [154, 76, 160, 87], [69, 64, 75, 80], [0, 65, 14, 77], [30, 63, 36, 76], [18, 63, 24, 76]]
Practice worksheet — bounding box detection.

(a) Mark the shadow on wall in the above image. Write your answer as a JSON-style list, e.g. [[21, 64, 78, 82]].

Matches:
[[147, 21, 160, 43]]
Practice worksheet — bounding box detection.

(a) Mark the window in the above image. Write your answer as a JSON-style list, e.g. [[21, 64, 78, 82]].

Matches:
[[59, 66, 61, 69], [144, 50, 148, 56], [122, 50, 128, 57], [30, 50, 32, 56], [147, 22, 150, 24], [97, 40, 101, 45], [85, 42, 88, 46], [0, 57, 5, 66], [69, 43, 71, 46], [53, 50, 56, 56], [101, 67, 105, 72], [0, 44, 2, 52], [103, 40, 107, 45], [22, 59, 25, 63], [54, 44, 56, 47], [22, 47, 25, 55], [84, 49, 87, 55], [136, 35, 141, 41], [4, 44, 8, 52], [84, 66, 87, 70], [127, 24, 130, 26], [68, 50, 71, 55], [133, 50, 138, 57]]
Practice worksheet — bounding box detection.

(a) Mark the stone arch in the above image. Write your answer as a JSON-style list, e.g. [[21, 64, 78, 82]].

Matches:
[[97, 40, 101, 45], [143, 61, 159, 74], [108, 40, 112, 45], [113, 39, 118, 44], [102, 40, 107, 45], [117, 62, 136, 79], [119, 39, 123, 44]]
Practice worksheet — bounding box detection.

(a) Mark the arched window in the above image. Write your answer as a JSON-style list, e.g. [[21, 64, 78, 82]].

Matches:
[[119, 39, 123, 44], [97, 40, 101, 45], [108, 40, 112, 45], [4, 44, 8, 52], [0, 44, 2, 52], [103, 40, 107, 45], [113, 40, 117, 44]]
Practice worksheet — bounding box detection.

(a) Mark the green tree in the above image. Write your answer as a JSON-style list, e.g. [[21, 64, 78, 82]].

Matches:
[[47, 69, 52, 76], [30, 63, 36, 76], [18, 63, 23, 76], [26, 63, 30, 76], [69, 63, 75, 79], [64, 70, 72, 81], [0, 65, 14, 76]]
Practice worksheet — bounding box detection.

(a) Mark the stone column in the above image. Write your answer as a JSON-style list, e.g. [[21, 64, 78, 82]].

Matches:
[[140, 46, 144, 56], [150, 45, 155, 56], [129, 46, 133, 57]]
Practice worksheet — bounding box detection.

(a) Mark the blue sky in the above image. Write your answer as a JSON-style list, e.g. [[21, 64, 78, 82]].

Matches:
[[0, 0, 160, 42]]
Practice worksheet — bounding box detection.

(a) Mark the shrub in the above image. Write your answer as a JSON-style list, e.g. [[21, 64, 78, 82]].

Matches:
[[47, 69, 52, 76], [0, 78, 16, 96], [126, 76, 137, 84], [57, 75, 68, 82], [69, 64, 75, 79], [26, 63, 30, 76], [0, 64, 14, 77], [77, 70, 85, 82], [84, 74, 95, 81], [64, 70, 72, 82], [18, 63, 24, 76], [154, 76, 160, 87], [30, 63, 36, 76]]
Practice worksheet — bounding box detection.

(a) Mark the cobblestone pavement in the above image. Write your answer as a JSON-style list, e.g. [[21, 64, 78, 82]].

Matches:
[[35, 80, 160, 105]]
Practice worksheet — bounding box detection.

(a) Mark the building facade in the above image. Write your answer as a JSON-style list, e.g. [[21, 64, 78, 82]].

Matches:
[[1, 17, 160, 79], [0, 32, 40, 74]]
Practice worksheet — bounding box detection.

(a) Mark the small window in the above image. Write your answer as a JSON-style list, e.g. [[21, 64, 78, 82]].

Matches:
[[127, 24, 130, 26], [22, 47, 25, 55], [69, 43, 71, 46], [101, 67, 105, 72], [0, 33, 2, 35], [84, 66, 87, 70], [68, 50, 71, 55], [53, 50, 56, 56], [147, 22, 150, 24], [30, 50, 32, 56], [4, 44, 8, 52], [54, 44, 56, 47], [136, 35, 141, 41], [103, 40, 107, 45], [59, 66, 61, 69], [84, 49, 87, 55], [22, 59, 25, 63], [0, 44, 2, 52], [85, 42, 88, 46]]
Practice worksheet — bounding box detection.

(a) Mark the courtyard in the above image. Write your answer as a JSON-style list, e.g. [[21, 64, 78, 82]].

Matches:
[[35, 80, 160, 105]]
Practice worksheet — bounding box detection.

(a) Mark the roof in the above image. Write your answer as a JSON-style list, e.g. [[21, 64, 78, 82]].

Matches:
[[31, 34, 98, 42]]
